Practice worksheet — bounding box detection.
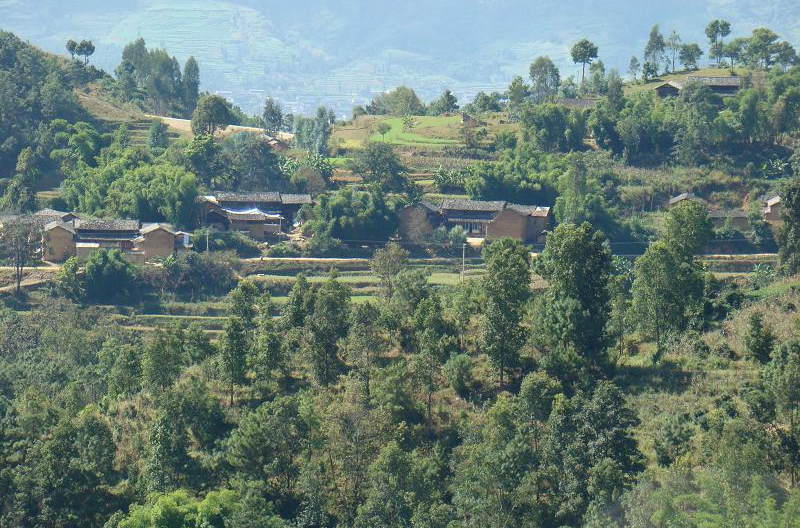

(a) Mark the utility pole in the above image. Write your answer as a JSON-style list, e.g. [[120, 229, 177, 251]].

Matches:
[[206, 231, 210, 252], [461, 243, 466, 283]]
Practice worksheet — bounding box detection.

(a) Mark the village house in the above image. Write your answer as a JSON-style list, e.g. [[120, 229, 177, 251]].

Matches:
[[42, 216, 191, 263], [196, 191, 313, 239], [708, 209, 750, 231], [763, 196, 783, 225], [398, 199, 552, 243], [655, 76, 742, 98]]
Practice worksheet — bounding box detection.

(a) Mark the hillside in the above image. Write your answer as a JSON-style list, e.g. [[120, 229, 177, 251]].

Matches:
[[2, 0, 799, 114]]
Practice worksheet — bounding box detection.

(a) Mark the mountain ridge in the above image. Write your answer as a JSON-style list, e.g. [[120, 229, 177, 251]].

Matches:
[[2, 0, 798, 114]]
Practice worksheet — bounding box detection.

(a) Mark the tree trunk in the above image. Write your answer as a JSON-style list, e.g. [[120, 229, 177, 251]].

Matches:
[[14, 260, 22, 294]]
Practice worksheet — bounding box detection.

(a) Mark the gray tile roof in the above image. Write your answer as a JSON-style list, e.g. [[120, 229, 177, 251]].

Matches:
[[686, 75, 741, 87], [140, 223, 176, 235], [441, 199, 506, 212], [507, 204, 551, 217], [215, 191, 282, 203], [709, 209, 748, 218], [281, 194, 313, 205], [557, 98, 600, 110], [44, 220, 75, 234], [74, 219, 140, 232]]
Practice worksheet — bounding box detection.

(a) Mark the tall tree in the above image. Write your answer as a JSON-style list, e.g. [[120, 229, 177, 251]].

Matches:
[[535, 222, 614, 372], [428, 89, 459, 115], [348, 142, 410, 193], [142, 326, 185, 394], [631, 241, 703, 356], [370, 241, 409, 296], [182, 56, 200, 114], [75, 39, 95, 65], [346, 302, 384, 400], [65, 39, 78, 60], [0, 218, 41, 294], [221, 317, 248, 405], [666, 31, 682, 72], [307, 276, 352, 385], [662, 200, 713, 261], [529, 56, 560, 104], [628, 56, 641, 83], [262, 96, 283, 136], [706, 20, 732, 66], [191, 94, 232, 136], [571, 39, 599, 82], [679, 43, 704, 70], [644, 25, 667, 73], [147, 119, 170, 151], [480, 238, 531, 386]]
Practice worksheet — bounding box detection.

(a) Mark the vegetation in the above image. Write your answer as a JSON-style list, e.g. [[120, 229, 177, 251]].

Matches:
[[5, 12, 800, 528]]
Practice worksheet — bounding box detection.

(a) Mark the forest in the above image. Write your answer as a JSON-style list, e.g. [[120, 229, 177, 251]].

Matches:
[[3, 15, 800, 528]]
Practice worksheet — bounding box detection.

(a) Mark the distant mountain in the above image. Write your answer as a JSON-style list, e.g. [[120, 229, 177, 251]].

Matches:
[[2, 0, 799, 114]]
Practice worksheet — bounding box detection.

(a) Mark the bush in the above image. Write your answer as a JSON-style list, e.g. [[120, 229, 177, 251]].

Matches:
[[443, 354, 473, 398], [266, 242, 303, 257], [744, 311, 776, 363], [83, 249, 137, 302], [654, 412, 694, 466], [193, 229, 261, 258], [142, 251, 238, 298]]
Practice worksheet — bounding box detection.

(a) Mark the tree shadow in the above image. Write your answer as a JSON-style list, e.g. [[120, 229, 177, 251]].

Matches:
[[613, 359, 694, 395]]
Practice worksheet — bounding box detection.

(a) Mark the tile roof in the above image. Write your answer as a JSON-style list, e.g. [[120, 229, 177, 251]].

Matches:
[[33, 208, 69, 217], [43, 220, 75, 234], [222, 207, 283, 222], [668, 192, 707, 206], [557, 98, 600, 110], [419, 201, 441, 213], [140, 223, 176, 235], [441, 199, 506, 212], [281, 194, 313, 205], [686, 75, 742, 87], [202, 192, 313, 206], [214, 191, 282, 203], [74, 219, 140, 232], [507, 204, 551, 217], [709, 209, 748, 218]]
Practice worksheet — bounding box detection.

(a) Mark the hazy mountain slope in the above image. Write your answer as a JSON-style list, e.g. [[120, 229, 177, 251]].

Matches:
[[1, 0, 798, 113]]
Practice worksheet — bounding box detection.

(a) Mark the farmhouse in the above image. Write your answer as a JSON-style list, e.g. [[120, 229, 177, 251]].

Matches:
[[398, 199, 552, 243], [708, 209, 750, 231], [196, 191, 313, 239], [655, 76, 742, 98], [763, 196, 783, 225], [43, 218, 191, 263]]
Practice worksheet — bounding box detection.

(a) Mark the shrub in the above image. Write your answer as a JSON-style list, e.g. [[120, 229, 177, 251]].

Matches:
[[193, 229, 261, 258], [83, 249, 137, 301], [654, 412, 694, 466], [744, 311, 776, 363], [443, 354, 473, 398]]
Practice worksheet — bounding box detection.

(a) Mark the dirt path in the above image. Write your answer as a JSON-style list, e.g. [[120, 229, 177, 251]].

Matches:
[[147, 115, 294, 142]]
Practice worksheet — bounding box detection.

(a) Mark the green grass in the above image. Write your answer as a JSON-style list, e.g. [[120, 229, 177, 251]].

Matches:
[[747, 276, 800, 300]]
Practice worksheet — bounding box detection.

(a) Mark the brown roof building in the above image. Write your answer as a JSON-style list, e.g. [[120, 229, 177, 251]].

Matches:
[[197, 191, 313, 239], [655, 76, 742, 98], [43, 217, 191, 263], [399, 199, 552, 243], [763, 196, 783, 226]]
